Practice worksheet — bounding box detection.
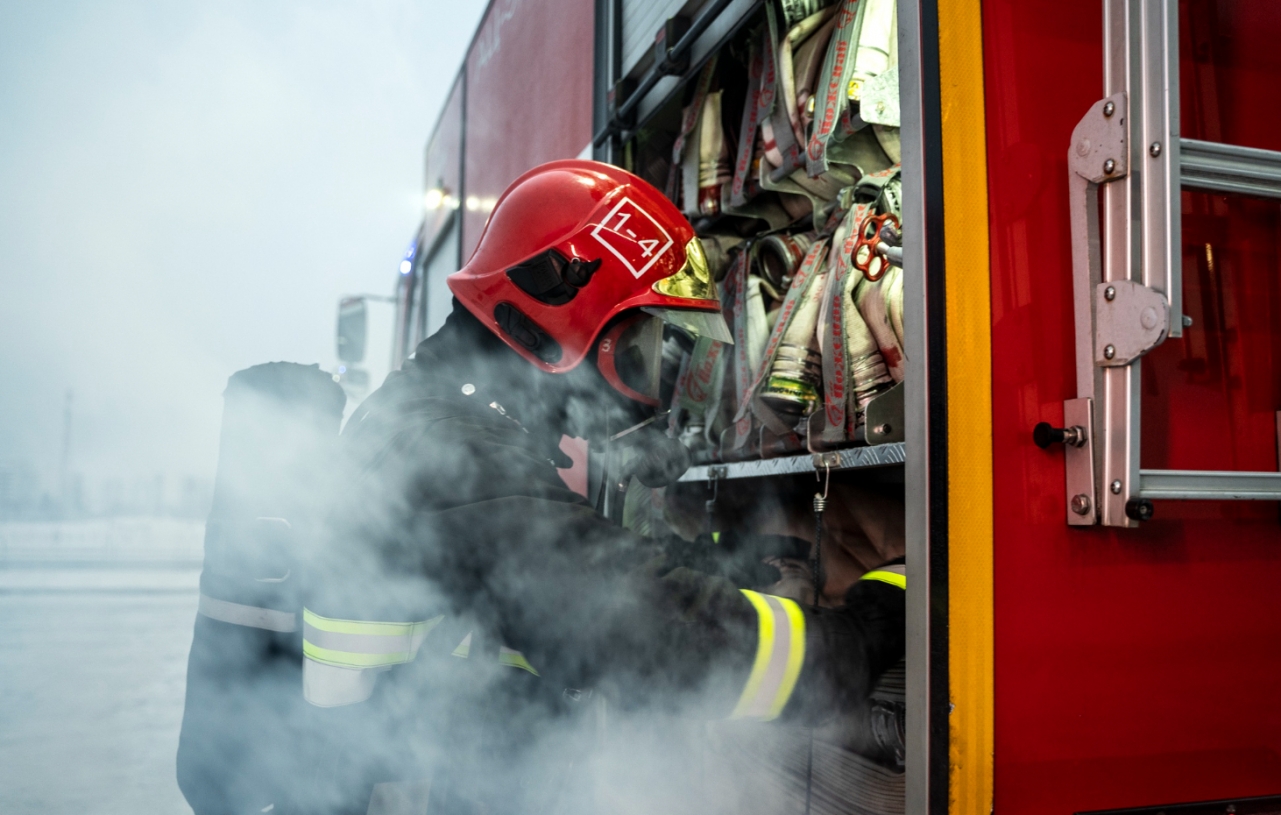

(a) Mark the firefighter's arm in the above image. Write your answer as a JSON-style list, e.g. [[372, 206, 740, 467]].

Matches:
[[436, 493, 905, 722], [643, 558, 906, 723]]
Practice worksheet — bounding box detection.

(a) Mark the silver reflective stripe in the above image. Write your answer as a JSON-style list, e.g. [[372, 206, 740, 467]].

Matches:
[[198, 593, 297, 633], [301, 609, 443, 669], [303, 658, 383, 708], [302, 622, 430, 656]]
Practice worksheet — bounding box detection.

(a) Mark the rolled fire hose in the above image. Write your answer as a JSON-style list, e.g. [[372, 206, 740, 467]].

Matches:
[[697, 91, 732, 217], [854, 272, 905, 384], [838, 250, 893, 432], [761, 256, 830, 418]]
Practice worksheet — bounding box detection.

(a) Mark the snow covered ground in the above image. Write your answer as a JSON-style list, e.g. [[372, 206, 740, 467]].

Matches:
[[0, 520, 202, 814]]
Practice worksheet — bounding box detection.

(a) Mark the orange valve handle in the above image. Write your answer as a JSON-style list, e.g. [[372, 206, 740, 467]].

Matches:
[[853, 212, 901, 282]]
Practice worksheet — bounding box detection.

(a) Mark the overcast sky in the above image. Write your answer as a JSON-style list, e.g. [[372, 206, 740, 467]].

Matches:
[[0, 0, 488, 495]]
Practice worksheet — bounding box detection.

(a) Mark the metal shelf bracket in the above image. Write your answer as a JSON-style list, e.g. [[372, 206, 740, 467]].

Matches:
[[680, 442, 906, 482]]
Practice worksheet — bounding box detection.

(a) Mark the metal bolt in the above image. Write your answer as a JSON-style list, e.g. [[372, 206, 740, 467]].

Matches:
[[875, 423, 892, 435], [1103, 100, 1115, 117], [1103, 158, 1117, 175], [1071, 494, 1092, 516], [461, 383, 476, 396], [1149, 141, 1162, 157], [1182, 314, 1194, 327], [1104, 285, 1116, 301], [1111, 479, 1123, 495], [1104, 344, 1116, 360]]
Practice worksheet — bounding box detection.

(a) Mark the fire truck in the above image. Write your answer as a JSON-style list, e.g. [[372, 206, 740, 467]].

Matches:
[[372, 0, 1281, 812]]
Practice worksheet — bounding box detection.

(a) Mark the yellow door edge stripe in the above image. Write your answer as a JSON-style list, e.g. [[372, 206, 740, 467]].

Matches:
[[938, 0, 996, 809], [860, 569, 908, 590]]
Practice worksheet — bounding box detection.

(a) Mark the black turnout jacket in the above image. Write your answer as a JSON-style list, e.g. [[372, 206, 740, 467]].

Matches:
[[300, 311, 906, 813]]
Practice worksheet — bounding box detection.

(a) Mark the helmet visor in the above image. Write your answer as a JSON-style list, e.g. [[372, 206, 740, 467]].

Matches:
[[642, 307, 733, 344], [597, 313, 665, 406]]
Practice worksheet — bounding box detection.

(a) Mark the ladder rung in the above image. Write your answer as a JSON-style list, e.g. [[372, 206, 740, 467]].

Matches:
[[1139, 468, 1281, 501], [1180, 138, 1281, 199]]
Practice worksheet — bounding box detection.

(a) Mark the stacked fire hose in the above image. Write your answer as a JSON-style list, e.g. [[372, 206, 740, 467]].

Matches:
[[642, 9, 908, 811], [664, 0, 905, 464]]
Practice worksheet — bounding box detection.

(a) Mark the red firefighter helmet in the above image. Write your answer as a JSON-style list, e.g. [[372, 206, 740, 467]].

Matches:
[[447, 160, 730, 406]]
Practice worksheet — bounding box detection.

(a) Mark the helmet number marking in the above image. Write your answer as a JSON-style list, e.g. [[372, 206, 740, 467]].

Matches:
[[590, 197, 674, 279]]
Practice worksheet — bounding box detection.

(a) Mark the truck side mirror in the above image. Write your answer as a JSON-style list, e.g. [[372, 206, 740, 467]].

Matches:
[[336, 297, 368, 363]]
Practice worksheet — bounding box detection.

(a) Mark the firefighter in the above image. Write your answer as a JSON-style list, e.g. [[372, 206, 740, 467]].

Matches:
[[299, 160, 906, 813]]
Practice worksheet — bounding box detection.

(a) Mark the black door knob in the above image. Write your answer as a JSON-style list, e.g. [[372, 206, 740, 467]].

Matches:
[[1033, 422, 1087, 449], [1125, 498, 1155, 521]]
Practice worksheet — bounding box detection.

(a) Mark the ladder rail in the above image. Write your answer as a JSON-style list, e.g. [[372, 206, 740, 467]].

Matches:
[[1057, 0, 1281, 526], [1139, 469, 1281, 501], [1180, 137, 1281, 199]]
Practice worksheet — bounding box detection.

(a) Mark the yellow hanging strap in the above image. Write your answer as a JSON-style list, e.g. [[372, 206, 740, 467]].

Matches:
[[730, 590, 806, 721]]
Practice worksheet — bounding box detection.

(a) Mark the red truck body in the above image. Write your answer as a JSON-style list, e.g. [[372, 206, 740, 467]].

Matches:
[[387, 1, 1281, 811]]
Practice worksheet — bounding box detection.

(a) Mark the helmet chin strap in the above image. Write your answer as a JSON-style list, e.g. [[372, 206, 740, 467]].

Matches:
[[608, 413, 664, 442]]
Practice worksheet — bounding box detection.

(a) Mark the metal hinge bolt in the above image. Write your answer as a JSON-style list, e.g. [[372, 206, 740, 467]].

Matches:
[[1104, 285, 1116, 301], [1103, 344, 1116, 360], [1070, 494, 1093, 515], [1103, 158, 1117, 175], [1149, 141, 1162, 158], [1103, 100, 1115, 117], [1110, 479, 1123, 495]]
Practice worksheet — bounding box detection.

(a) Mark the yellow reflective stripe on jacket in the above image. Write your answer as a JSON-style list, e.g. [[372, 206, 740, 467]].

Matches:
[[451, 632, 473, 658], [449, 633, 538, 675], [731, 590, 805, 721], [498, 646, 539, 676], [859, 564, 907, 590], [301, 608, 443, 669]]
